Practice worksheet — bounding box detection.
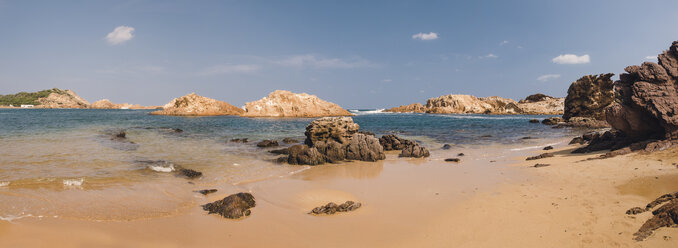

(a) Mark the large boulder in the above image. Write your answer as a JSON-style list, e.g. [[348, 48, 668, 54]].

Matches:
[[379, 134, 409, 151], [242, 90, 352, 117], [202, 193, 256, 219], [563, 74, 615, 122], [399, 142, 430, 158], [150, 93, 243, 116], [287, 117, 385, 165], [606, 41, 678, 140]]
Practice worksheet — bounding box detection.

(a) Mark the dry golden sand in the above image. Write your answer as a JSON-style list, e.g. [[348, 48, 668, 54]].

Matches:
[[1, 145, 678, 247]]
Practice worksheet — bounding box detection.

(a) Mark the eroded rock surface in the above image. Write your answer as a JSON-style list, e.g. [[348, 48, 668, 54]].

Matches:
[[151, 93, 244, 116], [625, 192, 678, 241], [202, 193, 256, 219], [242, 90, 352, 117], [563, 74, 615, 121], [399, 142, 430, 158], [309, 201, 362, 215]]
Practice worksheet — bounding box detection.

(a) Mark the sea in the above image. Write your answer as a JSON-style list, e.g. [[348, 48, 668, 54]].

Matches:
[[0, 108, 583, 221]]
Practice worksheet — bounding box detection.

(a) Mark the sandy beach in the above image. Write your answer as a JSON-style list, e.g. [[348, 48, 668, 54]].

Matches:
[[1, 139, 676, 248]]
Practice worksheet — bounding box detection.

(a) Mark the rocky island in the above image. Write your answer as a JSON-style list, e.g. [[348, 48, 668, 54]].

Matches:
[[150, 93, 244, 116], [241, 90, 352, 117]]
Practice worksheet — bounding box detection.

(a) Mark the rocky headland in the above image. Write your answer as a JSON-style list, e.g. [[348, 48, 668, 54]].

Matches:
[[150, 93, 244, 116], [90, 99, 160, 110], [385, 93, 564, 115], [241, 90, 352, 117]]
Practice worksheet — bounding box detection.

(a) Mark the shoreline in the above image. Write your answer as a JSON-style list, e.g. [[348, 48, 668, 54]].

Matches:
[[4, 136, 676, 247]]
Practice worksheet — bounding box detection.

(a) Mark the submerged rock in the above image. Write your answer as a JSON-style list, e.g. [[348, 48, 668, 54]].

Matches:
[[309, 201, 362, 215], [257, 140, 279, 148], [202, 192, 256, 219], [230, 138, 249, 143], [442, 144, 452, 150], [242, 90, 352, 117], [178, 168, 202, 179], [541, 117, 564, 125], [526, 153, 554, 161], [399, 142, 430, 158], [282, 138, 299, 144], [529, 119, 540, 123]]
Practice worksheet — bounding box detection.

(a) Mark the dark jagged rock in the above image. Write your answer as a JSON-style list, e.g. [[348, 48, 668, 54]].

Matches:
[[442, 144, 452, 150], [399, 142, 430, 158], [533, 163, 551, 168], [346, 133, 386, 161], [625, 192, 678, 241], [282, 138, 299, 144], [606, 41, 678, 140], [522, 93, 554, 103], [379, 134, 411, 151], [521, 136, 533, 140], [543, 146, 554, 150], [269, 148, 289, 155], [526, 153, 554, 161], [529, 119, 540, 123], [445, 158, 460, 162], [202, 192, 256, 219], [257, 140, 279, 147], [179, 168, 202, 179], [358, 131, 375, 136], [304, 117, 359, 147], [542, 117, 564, 125], [309, 201, 361, 215], [287, 144, 325, 165], [563, 74, 615, 121], [197, 189, 218, 195], [230, 138, 248, 143], [572, 130, 632, 153], [569, 137, 586, 145]]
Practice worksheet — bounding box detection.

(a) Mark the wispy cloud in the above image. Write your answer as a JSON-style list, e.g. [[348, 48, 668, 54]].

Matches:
[[382, 79, 392, 82], [645, 55, 657, 60], [537, 74, 561, 82], [198, 64, 260, 76], [500, 40, 509, 46], [552, 54, 590, 64], [412, 32, 439, 40], [106, 26, 135, 45], [274, 55, 376, 69], [480, 53, 498, 59]]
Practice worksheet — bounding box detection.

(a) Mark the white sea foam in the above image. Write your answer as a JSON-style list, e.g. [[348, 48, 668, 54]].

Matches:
[[510, 142, 563, 151], [0, 214, 33, 222], [0, 181, 9, 187], [348, 109, 386, 115], [63, 178, 84, 186], [148, 164, 175, 172]]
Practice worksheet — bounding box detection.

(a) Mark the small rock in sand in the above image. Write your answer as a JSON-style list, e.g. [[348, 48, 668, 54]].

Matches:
[[445, 158, 461, 163], [197, 189, 218, 195], [442, 144, 452, 150], [282, 138, 299, 144], [543, 146, 554, 150], [202, 192, 256, 219], [179, 168, 202, 179], [230, 138, 248, 143], [533, 163, 551, 168], [526, 153, 554, 161], [309, 201, 362, 215], [457, 153, 465, 156]]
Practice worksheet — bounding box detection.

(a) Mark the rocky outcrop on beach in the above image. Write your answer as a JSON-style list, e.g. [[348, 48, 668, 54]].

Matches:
[[399, 142, 430, 158], [309, 201, 362, 215], [35, 89, 90, 108], [560, 74, 615, 127], [90, 99, 160, 110], [150, 93, 244, 116], [625, 192, 678, 241], [606, 41, 678, 140], [285, 117, 385, 165], [202, 192, 256, 219], [384, 103, 426, 113], [384, 93, 564, 115], [541, 117, 564, 125], [241, 90, 352, 117]]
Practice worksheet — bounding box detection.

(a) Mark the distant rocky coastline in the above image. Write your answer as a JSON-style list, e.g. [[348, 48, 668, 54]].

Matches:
[[150, 93, 244, 116], [241, 90, 352, 117], [384, 93, 564, 115]]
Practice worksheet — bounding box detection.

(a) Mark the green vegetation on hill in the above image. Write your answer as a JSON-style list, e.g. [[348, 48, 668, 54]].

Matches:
[[0, 88, 66, 106]]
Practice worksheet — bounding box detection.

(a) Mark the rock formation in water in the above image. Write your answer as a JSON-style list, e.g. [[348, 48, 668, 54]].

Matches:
[[202, 192, 256, 219], [241, 90, 352, 117], [286, 117, 385, 165], [384, 93, 564, 115], [150, 93, 244, 116], [90, 99, 160, 110], [384, 103, 426, 113], [606, 41, 678, 140]]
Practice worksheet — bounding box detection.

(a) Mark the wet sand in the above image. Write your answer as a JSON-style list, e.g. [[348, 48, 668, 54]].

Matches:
[[1, 142, 678, 247]]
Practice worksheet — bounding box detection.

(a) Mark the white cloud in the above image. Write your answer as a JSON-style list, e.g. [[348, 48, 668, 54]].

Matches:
[[198, 64, 260, 76], [537, 74, 561, 82], [106, 26, 135, 45], [412, 32, 439, 40], [275, 55, 375, 69], [645, 55, 657, 60], [382, 79, 392, 82], [480, 53, 498, 59], [552, 54, 590, 64], [500, 40, 509, 46]]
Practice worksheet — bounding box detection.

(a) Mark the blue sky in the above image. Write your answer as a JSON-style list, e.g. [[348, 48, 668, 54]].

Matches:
[[1, 0, 677, 108]]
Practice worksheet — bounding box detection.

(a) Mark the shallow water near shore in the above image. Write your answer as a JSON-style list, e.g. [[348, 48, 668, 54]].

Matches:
[[0, 109, 584, 236]]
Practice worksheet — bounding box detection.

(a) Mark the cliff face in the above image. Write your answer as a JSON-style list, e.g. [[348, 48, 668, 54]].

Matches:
[[606, 41, 678, 140], [35, 89, 90, 109], [91, 99, 160, 110], [150, 93, 244, 116], [563, 74, 615, 121], [241, 90, 352, 117]]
